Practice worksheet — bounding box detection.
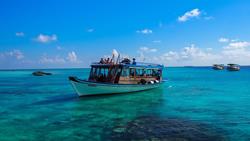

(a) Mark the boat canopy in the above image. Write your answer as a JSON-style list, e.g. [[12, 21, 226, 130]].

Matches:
[[88, 58, 163, 84], [227, 64, 239, 66], [91, 62, 163, 69]]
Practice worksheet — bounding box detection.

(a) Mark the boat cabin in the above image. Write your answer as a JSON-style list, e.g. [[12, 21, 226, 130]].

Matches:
[[88, 58, 163, 84]]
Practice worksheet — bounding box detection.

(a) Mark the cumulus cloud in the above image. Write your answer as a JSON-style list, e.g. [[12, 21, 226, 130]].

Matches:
[[155, 38, 250, 66], [67, 51, 79, 63], [224, 41, 250, 50], [136, 29, 153, 34], [180, 44, 219, 61], [140, 47, 157, 53], [220, 39, 250, 64], [137, 47, 158, 62], [161, 51, 179, 61], [0, 50, 24, 60], [40, 55, 65, 64], [16, 32, 24, 37], [148, 44, 222, 66], [39, 51, 80, 64], [218, 38, 229, 43], [8, 50, 24, 60], [178, 8, 201, 22], [35, 34, 57, 43]]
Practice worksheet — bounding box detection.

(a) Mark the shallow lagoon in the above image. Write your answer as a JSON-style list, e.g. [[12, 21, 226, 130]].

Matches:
[[0, 67, 250, 141]]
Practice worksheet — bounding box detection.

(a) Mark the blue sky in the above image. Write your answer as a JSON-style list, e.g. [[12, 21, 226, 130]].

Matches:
[[1, 0, 250, 69]]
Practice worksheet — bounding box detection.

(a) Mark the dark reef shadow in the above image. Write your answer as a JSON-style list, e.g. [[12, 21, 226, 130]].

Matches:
[[102, 116, 228, 141]]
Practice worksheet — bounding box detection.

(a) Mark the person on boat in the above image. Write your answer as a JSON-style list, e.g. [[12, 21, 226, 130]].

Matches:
[[121, 58, 131, 64], [99, 58, 105, 64], [132, 58, 136, 65], [130, 69, 135, 76], [106, 58, 110, 64]]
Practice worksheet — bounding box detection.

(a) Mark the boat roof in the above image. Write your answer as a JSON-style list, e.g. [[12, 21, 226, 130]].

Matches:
[[227, 64, 239, 66], [213, 64, 224, 66], [91, 62, 164, 69]]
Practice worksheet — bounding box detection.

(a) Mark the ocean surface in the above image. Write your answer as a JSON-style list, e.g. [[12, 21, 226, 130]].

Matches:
[[0, 67, 250, 141]]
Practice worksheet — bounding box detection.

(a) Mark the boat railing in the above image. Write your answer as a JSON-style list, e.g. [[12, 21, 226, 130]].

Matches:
[[91, 62, 164, 68]]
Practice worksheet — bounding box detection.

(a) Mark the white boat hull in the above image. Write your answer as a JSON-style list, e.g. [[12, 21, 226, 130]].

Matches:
[[69, 77, 162, 96]]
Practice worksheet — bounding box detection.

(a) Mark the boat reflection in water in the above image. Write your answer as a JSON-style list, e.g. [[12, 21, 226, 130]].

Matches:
[[69, 53, 164, 96]]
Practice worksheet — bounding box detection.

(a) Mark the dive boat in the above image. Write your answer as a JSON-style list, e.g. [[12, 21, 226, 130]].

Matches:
[[212, 64, 224, 70], [69, 57, 164, 96], [227, 64, 240, 71]]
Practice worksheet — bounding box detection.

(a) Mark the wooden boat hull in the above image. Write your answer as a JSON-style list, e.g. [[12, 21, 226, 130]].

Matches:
[[69, 76, 162, 96]]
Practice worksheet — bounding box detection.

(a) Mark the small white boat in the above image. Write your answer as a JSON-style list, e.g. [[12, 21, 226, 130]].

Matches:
[[212, 64, 224, 70], [69, 57, 164, 96], [227, 64, 240, 71]]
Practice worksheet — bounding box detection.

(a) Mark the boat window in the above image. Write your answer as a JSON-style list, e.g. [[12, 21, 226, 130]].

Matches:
[[89, 67, 98, 81], [136, 68, 145, 76], [129, 68, 135, 77], [100, 68, 108, 76], [121, 68, 129, 77], [146, 69, 152, 76], [152, 69, 158, 76]]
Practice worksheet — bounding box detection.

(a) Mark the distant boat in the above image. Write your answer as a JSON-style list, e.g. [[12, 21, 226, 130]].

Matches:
[[32, 71, 52, 76], [227, 64, 240, 71], [212, 64, 224, 70], [69, 56, 164, 96]]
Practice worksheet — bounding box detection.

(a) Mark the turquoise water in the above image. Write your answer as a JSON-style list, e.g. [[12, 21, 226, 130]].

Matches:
[[0, 67, 250, 140]]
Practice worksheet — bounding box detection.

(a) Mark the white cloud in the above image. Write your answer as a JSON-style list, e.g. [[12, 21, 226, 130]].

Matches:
[[67, 51, 79, 63], [35, 34, 57, 43], [231, 39, 239, 42], [161, 51, 179, 61], [154, 38, 250, 66], [40, 55, 65, 64], [39, 51, 80, 64], [140, 47, 157, 53], [0, 50, 24, 60], [136, 29, 153, 34], [179, 44, 219, 61], [8, 50, 24, 60], [137, 47, 157, 62], [178, 8, 201, 22], [150, 44, 222, 66], [218, 38, 229, 43], [224, 41, 250, 50], [16, 32, 24, 37], [221, 47, 250, 65]]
